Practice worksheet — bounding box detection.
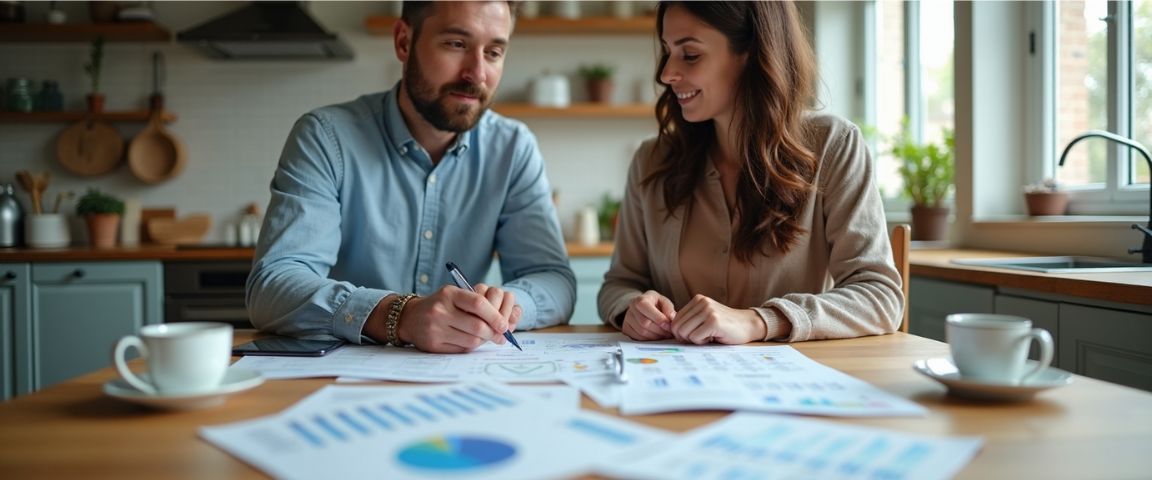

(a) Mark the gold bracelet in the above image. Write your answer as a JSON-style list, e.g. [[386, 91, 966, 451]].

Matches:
[[385, 293, 417, 347]]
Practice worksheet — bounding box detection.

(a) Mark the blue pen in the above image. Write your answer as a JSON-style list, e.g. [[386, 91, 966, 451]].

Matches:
[[445, 262, 523, 351]]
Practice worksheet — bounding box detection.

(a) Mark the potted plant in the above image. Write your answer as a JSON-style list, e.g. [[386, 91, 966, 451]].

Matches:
[[83, 37, 105, 113], [597, 193, 622, 241], [75, 188, 124, 249], [577, 63, 615, 104], [1023, 178, 1069, 216], [891, 119, 955, 241]]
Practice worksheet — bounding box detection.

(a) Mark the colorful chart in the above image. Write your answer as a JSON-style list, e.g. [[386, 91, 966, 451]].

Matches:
[[627, 357, 658, 364], [396, 435, 516, 471]]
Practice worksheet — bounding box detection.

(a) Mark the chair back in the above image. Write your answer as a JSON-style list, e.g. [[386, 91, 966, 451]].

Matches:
[[890, 224, 911, 332]]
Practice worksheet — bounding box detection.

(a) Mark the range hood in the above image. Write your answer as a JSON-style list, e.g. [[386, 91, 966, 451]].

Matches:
[[177, 2, 353, 60]]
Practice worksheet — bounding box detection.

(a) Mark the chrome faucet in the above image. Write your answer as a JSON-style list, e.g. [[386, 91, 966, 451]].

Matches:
[[1058, 130, 1152, 264]]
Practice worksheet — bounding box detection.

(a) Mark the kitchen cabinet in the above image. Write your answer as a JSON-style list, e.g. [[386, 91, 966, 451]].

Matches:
[[1059, 304, 1152, 392], [570, 257, 609, 325], [907, 277, 994, 342], [4, 261, 163, 396], [0, 264, 30, 401], [909, 275, 1152, 392]]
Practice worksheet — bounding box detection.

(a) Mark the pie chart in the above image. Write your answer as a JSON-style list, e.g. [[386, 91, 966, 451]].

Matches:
[[396, 435, 517, 471]]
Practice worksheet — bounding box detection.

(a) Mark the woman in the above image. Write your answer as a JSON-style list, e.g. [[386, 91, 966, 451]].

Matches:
[[598, 1, 902, 344]]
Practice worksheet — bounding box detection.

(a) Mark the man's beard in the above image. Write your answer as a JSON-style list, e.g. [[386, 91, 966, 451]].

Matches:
[[404, 52, 492, 133]]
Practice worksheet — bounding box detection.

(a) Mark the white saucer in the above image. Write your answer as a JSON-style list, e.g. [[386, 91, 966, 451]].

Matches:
[[913, 357, 1072, 401], [103, 367, 264, 411]]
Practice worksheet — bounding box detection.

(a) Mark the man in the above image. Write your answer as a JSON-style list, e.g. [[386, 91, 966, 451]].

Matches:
[[246, 1, 575, 353]]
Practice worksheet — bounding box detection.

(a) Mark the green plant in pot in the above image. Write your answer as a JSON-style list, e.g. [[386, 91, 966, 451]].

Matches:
[[891, 118, 954, 241], [83, 36, 105, 112], [76, 188, 124, 249], [577, 63, 615, 104], [1022, 178, 1069, 216]]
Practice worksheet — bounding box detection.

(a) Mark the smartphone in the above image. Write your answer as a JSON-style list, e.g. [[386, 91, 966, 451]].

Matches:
[[231, 337, 347, 357]]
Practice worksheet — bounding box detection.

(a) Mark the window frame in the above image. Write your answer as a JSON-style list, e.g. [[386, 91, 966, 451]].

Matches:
[[1043, 0, 1148, 215]]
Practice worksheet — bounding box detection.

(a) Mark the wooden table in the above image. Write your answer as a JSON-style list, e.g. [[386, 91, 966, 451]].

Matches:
[[1, 326, 1150, 479]]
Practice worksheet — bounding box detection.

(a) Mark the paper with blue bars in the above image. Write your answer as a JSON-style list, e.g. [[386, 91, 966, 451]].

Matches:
[[199, 382, 669, 480]]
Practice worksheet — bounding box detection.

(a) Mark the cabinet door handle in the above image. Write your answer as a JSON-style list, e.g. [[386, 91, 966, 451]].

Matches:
[[71, 269, 85, 279], [4, 271, 14, 280]]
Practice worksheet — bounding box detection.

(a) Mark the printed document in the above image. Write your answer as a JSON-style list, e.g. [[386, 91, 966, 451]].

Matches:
[[601, 412, 982, 480], [617, 342, 926, 416]]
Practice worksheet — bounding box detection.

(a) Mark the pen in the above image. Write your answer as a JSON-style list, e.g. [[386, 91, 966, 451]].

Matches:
[[445, 262, 523, 351]]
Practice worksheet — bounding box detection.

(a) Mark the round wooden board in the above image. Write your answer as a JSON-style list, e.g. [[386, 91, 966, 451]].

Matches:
[[56, 120, 125, 176]]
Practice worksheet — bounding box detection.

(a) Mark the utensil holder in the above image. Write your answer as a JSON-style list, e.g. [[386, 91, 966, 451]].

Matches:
[[26, 214, 71, 249]]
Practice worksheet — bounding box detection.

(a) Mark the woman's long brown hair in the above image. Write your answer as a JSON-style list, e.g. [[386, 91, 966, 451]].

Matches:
[[647, 1, 818, 262]]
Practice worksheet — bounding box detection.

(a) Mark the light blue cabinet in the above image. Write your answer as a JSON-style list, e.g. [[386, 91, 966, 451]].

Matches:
[[0, 261, 163, 398], [0, 264, 30, 401], [570, 257, 610, 325], [908, 277, 994, 342]]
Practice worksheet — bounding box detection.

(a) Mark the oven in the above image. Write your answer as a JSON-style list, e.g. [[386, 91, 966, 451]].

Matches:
[[164, 261, 252, 328]]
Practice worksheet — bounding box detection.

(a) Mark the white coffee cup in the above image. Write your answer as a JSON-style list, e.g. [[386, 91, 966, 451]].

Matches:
[[112, 322, 233, 396], [946, 313, 1053, 385]]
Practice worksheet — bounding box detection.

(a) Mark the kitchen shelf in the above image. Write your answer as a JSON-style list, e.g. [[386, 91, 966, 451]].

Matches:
[[365, 16, 655, 36], [0, 111, 177, 123], [0, 22, 172, 42], [494, 102, 653, 118]]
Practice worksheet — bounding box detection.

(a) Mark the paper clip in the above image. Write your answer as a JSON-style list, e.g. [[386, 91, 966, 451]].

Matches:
[[611, 348, 628, 383]]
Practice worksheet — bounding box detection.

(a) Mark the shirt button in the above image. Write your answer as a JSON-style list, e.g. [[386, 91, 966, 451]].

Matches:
[[428, 174, 437, 184], [400, 146, 408, 155], [419, 274, 429, 284], [344, 313, 353, 325], [423, 230, 433, 240]]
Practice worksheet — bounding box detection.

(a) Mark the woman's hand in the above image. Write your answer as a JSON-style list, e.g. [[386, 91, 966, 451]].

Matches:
[[671, 294, 766, 344], [621, 290, 677, 341]]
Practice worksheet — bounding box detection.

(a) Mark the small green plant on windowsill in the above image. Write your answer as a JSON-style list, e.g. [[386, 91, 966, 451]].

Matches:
[[578, 63, 616, 103], [891, 118, 955, 209], [75, 188, 124, 216]]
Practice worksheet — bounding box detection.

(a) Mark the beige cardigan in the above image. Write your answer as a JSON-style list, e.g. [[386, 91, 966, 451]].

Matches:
[[597, 113, 903, 341]]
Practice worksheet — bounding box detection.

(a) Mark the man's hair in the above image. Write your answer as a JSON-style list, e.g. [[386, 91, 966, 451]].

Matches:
[[400, 1, 520, 40], [648, 1, 818, 261]]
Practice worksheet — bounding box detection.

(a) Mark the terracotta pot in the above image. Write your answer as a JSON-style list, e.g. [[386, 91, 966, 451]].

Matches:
[[586, 78, 613, 103], [86, 94, 105, 114], [1025, 192, 1069, 216], [910, 205, 949, 241], [86, 213, 120, 249]]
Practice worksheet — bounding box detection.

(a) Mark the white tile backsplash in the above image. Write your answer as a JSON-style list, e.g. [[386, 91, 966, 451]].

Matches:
[[0, 2, 657, 244]]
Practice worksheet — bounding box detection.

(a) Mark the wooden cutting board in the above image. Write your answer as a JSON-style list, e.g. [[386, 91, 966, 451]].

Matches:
[[56, 119, 124, 176]]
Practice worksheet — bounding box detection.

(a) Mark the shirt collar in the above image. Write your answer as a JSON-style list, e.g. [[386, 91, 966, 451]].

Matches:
[[381, 83, 474, 157]]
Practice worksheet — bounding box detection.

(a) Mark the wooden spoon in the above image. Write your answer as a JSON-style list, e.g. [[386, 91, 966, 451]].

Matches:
[[128, 51, 186, 184]]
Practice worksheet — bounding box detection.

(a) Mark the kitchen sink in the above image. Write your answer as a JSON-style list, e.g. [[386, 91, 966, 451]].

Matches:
[[952, 256, 1152, 273]]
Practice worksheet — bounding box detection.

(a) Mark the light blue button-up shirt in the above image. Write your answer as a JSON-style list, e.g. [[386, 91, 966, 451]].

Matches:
[[246, 87, 575, 343]]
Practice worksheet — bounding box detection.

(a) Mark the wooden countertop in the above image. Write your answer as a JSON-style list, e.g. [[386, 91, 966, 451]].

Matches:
[[910, 248, 1152, 306], [2, 326, 1152, 478], [0, 242, 615, 262]]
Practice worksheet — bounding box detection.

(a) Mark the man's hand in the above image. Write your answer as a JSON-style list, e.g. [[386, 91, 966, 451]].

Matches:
[[620, 290, 677, 341], [670, 294, 765, 345], [396, 285, 520, 353]]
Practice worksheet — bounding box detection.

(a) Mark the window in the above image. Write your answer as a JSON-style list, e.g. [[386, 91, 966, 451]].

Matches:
[[872, 0, 955, 205], [1051, 0, 1150, 214]]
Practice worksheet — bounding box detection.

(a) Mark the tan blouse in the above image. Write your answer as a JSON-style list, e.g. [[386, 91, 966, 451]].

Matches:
[[598, 113, 903, 341]]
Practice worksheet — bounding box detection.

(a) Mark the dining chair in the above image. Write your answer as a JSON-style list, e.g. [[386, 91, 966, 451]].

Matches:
[[890, 224, 911, 333]]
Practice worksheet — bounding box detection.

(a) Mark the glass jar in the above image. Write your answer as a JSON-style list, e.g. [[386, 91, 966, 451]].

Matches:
[[37, 80, 63, 112], [5, 78, 33, 113]]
